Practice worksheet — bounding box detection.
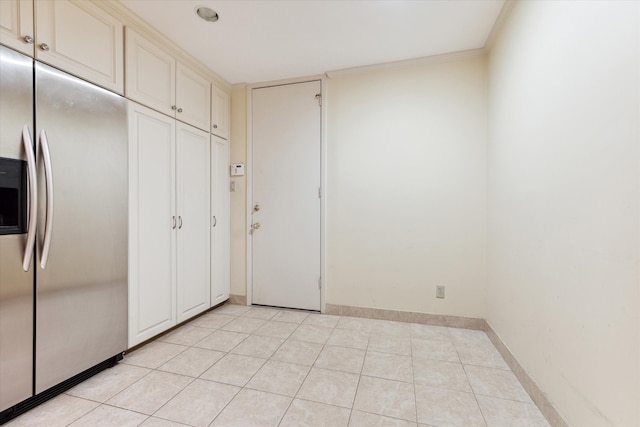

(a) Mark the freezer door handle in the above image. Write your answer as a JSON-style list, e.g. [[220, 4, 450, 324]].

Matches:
[[39, 129, 54, 269], [22, 124, 38, 271]]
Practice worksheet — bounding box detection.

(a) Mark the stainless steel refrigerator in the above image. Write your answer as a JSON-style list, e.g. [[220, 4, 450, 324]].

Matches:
[[0, 45, 127, 422]]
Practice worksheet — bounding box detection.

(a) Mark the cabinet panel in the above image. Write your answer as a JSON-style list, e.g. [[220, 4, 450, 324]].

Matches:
[[125, 27, 175, 118], [0, 0, 34, 56], [35, 0, 123, 93], [211, 136, 230, 306], [211, 85, 230, 139], [128, 102, 176, 347], [176, 123, 211, 322], [176, 62, 210, 132]]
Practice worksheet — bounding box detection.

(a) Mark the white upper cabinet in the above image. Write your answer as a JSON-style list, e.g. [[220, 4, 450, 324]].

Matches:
[[34, 0, 124, 94], [125, 28, 175, 118], [211, 85, 230, 139], [0, 0, 34, 56], [176, 63, 211, 132], [126, 27, 211, 132]]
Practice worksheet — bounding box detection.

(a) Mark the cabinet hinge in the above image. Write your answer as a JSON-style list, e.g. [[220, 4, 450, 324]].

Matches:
[[318, 277, 322, 290], [315, 93, 322, 106], [318, 187, 321, 198]]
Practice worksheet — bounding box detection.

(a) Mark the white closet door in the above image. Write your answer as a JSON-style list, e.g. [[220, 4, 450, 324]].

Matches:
[[251, 80, 322, 311], [0, 0, 34, 56], [128, 102, 176, 347], [125, 27, 175, 117], [35, 0, 124, 93], [176, 62, 210, 132], [211, 136, 230, 306], [176, 122, 211, 322]]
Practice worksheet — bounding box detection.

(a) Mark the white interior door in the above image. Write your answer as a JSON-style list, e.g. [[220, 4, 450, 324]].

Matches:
[[251, 80, 321, 311]]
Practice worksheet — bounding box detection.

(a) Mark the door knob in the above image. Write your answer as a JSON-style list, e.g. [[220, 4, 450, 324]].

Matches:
[[251, 222, 261, 230], [254, 204, 260, 212]]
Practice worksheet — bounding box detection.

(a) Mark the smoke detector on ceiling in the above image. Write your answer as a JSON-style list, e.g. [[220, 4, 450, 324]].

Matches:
[[196, 6, 219, 22]]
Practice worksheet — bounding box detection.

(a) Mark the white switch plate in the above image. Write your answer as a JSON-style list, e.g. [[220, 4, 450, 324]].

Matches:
[[436, 285, 445, 299]]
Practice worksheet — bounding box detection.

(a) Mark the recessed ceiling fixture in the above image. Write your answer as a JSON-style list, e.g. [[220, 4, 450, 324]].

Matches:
[[196, 6, 218, 22]]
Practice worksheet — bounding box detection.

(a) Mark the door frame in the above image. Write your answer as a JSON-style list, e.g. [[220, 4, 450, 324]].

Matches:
[[246, 75, 327, 312]]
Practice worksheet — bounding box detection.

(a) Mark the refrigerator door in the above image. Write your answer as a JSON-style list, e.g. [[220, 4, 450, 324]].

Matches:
[[0, 46, 34, 412], [34, 62, 128, 393]]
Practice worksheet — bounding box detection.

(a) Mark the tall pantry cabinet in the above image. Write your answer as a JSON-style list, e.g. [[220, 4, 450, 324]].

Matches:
[[128, 103, 212, 346], [125, 25, 231, 347], [211, 136, 230, 306]]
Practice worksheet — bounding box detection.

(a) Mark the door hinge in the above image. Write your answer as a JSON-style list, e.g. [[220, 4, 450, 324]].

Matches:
[[315, 93, 322, 106], [318, 187, 321, 198], [318, 277, 322, 290]]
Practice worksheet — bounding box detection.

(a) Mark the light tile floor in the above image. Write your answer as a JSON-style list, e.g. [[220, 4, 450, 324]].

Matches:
[[6, 304, 551, 427]]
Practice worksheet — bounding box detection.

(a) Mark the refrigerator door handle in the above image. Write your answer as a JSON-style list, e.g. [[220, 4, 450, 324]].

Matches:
[[39, 129, 54, 269], [22, 124, 38, 272]]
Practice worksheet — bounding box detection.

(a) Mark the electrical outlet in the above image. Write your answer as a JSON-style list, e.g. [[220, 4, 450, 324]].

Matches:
[[436, 285, 445, 299]]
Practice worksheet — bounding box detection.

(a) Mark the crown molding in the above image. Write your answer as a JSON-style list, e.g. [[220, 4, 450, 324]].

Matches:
[[484, 0, 516, 51], [326, 48, 486, 79]]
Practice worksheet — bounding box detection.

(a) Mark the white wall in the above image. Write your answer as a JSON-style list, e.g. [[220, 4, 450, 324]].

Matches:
[[487, 1, 640, 426], [327, 57, 487, 318]]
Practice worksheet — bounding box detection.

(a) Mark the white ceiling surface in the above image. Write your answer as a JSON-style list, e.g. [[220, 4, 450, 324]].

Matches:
[[119, 0, 506, 85]]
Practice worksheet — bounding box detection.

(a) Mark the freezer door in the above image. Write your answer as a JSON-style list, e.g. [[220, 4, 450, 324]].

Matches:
[[0, 46, 34, 412], [34, 62, 128, 393]]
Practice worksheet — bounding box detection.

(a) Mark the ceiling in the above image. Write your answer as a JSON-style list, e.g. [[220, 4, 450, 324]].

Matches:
[[119, 0, 506, 85]]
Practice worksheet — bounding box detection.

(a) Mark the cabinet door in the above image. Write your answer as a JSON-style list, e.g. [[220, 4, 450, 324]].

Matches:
[[211, 136, 230, 306], [128, 102, 176, 347], [176, 122, 211, 323], [176, 62, 210, 132], [0, 0, 34, 56], [125, 27, 175, 118], [34, 0, 123, 93], [211, 85, 230, 139]]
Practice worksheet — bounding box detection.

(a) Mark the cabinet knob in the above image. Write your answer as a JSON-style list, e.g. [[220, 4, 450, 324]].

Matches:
[[24, 35, 34, 44], [40, 43, 50, 51], [213, 124, 218, 129], [171, 105, 177, 110], [177, 108, 183, 113]]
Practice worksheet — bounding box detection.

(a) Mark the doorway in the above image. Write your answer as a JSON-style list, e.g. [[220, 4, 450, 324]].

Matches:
[[250, 80, 322, 311]]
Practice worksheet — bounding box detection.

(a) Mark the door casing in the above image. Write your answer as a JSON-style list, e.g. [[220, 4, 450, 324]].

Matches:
[[246, 75, 327, 311]]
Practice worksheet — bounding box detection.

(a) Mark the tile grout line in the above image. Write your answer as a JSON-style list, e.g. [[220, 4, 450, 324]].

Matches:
[[204, 309, 275, 426], [275, 315, 314, 427], [410, 329, 419, 425], [345, 328, 371, 426], [454, 334, 489, 427]]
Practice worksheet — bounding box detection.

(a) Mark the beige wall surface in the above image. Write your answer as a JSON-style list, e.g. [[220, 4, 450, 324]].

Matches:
[[326, 57, 488, 318], [230, 84, 247, 297], [487, 1, 640, 426]]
